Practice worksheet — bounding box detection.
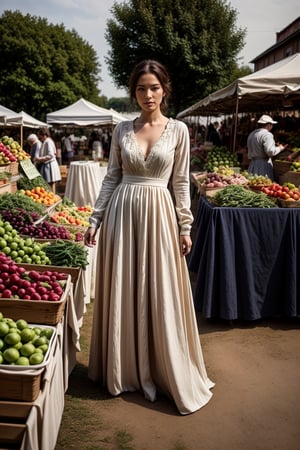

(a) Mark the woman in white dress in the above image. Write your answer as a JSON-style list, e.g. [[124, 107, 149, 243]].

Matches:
[[36, 128, 61, 193], [84, 60, 214, 415]]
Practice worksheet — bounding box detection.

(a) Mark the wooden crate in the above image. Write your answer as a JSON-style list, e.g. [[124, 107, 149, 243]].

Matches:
[[273, 160, 291, 178], [0, 400, 33, 421], [279, 171, 300, 188], [0, 275, 71, 325], [0, 422, 26, 446], [0, 182, 12, 194]]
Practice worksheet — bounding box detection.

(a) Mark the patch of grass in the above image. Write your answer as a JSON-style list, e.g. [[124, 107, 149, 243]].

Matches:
[[115, 430, 134, 450]]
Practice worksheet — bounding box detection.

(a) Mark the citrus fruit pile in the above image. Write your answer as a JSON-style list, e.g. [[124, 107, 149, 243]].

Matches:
[[0, 312, 54, 366], [18, 187, 60, 206]]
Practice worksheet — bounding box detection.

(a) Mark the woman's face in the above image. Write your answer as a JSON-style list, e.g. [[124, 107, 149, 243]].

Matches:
[[135, 73, 165, 113]]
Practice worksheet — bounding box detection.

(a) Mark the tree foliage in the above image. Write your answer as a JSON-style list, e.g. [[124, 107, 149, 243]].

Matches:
[[0, 10, 101, 120], [105, 0, 246, 114]]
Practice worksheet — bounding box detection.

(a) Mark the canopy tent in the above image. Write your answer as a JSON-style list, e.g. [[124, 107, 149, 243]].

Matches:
[[177, 53, 300, 150], [46, 98, 128, 126], [0, 105, 18, 123], [177, 53, 300, 117], [5, 111, 49, 147]]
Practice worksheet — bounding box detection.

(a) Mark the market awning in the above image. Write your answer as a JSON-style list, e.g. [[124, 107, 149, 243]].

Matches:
[[177, 53, 300, 118], [46, 98, 128, 126]]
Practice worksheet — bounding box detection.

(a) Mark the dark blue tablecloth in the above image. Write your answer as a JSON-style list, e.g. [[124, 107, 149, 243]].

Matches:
[[188, 196, 300, 320]]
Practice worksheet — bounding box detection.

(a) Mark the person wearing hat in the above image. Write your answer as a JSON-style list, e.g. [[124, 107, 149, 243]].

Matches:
[[247, 114, 287, 180]]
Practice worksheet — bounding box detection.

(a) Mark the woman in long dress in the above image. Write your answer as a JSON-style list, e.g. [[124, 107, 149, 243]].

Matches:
[[84, 60, 214, 415], [36, 128, 61, 193]]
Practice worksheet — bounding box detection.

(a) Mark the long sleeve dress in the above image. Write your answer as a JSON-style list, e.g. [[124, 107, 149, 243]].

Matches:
[[88, 118, 214, 415]]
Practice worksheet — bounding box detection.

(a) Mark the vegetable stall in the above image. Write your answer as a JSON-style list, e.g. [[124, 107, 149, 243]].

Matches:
[[0, 135, 95, 448]]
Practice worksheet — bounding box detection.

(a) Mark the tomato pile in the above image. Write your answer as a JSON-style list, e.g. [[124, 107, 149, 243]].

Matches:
[[261, 183, 300, 201]]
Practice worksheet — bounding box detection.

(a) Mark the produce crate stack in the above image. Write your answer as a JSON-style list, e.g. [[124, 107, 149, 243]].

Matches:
[[0, 253, 73, 447]]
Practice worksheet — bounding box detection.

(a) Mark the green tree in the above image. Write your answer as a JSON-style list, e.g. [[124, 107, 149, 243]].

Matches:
[[105, 0, 246, 114], [228, 63, 253, 83], [0, 10, 101, 120]]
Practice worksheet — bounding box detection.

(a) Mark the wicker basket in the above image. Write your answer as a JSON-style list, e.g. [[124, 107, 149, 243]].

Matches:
[[0, 275, 71, 325], [0, 163, 10, 173], [9, 161, 19, 176], [0, 324, 57, 402], [278, 198, 300, 208], [247, 184, 271, 192], [273, 160, 291, 178], [199, 186, 225, 197]]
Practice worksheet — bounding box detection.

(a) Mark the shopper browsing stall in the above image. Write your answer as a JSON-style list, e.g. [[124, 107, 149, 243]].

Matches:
[[36, 128, 61, 193], [247, 114, 287, 180]]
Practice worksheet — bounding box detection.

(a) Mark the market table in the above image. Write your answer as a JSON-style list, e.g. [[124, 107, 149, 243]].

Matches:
[[64, 161, 107, 206], [188, 196, 300, 321], [21, 288, 80, 450]]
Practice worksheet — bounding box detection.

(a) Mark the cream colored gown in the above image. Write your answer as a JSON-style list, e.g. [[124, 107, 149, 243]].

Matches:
[[88, 118, 214, 415]]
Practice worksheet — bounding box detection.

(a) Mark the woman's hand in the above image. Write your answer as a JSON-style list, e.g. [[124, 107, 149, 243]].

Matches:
[[84, 227, 97, 247], [180, 235, 192, 256]]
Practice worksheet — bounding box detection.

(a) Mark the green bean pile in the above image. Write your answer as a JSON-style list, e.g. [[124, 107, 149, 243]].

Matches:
[[212, 185, 278, 208], [43, 239, 89, 269]]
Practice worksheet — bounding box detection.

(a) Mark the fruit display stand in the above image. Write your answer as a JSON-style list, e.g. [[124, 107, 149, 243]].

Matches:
[[0, 287, 80, 449]]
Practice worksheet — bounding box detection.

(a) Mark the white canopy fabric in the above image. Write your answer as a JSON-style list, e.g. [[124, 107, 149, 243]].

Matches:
[[0, 105, 18, 123], [177, 53, 300, 118], [4, 111, 49, 147], [5, 111, 49, 128], [47, 98, 128, 126]]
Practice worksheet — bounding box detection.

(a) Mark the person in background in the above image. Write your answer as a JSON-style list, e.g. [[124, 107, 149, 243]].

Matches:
[[62, 134, 74, 164], [36, 128, 61, 193], [84, 59, 214, 415], [208, 121, 222, 147], [247, 114, 287, 180], [27, 133, 42, 167]]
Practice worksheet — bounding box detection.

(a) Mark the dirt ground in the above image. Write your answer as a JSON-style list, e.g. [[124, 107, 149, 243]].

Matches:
[[55, 299, 300, 450]]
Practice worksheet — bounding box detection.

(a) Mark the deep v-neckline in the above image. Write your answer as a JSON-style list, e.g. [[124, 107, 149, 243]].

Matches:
[[132, 119, 170, 162]]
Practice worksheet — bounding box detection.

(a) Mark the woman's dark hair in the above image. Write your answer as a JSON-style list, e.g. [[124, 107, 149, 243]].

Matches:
[[129, 60, 172, 113]]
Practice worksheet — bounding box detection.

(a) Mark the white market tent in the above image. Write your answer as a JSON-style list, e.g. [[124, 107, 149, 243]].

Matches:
[[177, 53, 300, 117], [0, 105, 18, 124], [177, 53, 300, 149], [5, 111, 49, 147], [47, 98, 128, 126]]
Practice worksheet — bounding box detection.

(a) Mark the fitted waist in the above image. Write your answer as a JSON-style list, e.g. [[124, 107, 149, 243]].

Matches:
[[122, 175, 168, 187]]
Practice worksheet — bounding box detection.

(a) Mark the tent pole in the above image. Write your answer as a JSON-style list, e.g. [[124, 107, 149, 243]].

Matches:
[[20, 124, 23, 149], [232, 97, 239, 152]]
